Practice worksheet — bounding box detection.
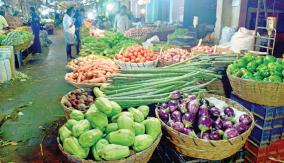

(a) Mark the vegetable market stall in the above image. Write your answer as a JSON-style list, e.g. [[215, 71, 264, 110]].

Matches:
[[57, 33, 265, 162], [1, 29, 34, 68], [4, 26, 283, 162]]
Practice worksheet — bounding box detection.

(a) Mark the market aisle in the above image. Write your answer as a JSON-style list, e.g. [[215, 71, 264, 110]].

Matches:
[[0, 29, 73, 162]]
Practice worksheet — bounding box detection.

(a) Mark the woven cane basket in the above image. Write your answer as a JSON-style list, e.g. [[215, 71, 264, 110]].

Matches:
[[205, 80, 226, 96], [227, 73, 284, 106], [57, 134, 162, 163], [65, 75, 108, 89], [60, 90, 95, 119], [14, 39, 33, 52], [155, 94, 254, 160]]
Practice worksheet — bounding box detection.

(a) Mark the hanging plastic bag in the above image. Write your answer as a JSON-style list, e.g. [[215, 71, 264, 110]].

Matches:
[[230, 27, 255, 52], [219, 26, 236, 44]]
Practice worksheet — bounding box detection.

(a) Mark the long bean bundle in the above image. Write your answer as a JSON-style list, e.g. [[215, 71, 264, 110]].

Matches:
[[101, 54, 238, 107]]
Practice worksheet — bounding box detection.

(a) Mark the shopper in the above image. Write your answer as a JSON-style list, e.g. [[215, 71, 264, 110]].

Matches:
[[63, 7, 75, 60], [114, 5, 129, 33], [0, 10, 8, 31], [30, 7, 42, 54], [74, 8, 85, 55]]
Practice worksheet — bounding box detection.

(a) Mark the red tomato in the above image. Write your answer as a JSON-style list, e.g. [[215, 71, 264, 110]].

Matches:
[[127, 53, 133, 58], [151, 56, 157, 61]]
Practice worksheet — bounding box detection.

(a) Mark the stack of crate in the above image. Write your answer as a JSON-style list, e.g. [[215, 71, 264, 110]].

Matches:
[[230, 92, 284, 162], [244, 140, 284, 163]]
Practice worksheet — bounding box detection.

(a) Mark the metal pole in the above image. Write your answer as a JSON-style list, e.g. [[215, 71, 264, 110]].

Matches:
[[263, 0, 267, 19], [254, 0, 261, 51]]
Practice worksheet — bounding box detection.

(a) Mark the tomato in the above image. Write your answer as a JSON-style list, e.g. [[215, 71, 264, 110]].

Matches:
[[127, 53, 133, 58], [130, 56, 136, 60], [152, 56, 157, 60]]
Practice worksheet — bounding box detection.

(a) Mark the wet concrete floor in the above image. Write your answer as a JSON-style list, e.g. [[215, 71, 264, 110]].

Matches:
[[0, 30, 73, 162]]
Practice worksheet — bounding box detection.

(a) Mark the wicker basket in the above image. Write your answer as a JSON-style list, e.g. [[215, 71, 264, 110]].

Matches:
[[60, 89, 95, 119], [205, 80, 226, 97], [14, 39, 33, 53], [57, 134, 162, 163], [114, 59, 158, 70], [227, 73, 284, 106], [155, 94, 255, 160], [65, 75, 109, 89]]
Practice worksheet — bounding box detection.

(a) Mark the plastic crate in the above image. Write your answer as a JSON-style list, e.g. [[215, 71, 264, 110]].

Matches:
[[229, 92, 252, 111], [275, 107, 284, 119], [244, 140, 284, 163], [230, 92, 284, 120], [254, 115, 273, 129], [245, 140, 268, 157], [272, 118, 283, 128], [271, 127, 282, 140], [245, 139, 284, 156], [249, 125, 271, 147], [283, 120, 284, 138]]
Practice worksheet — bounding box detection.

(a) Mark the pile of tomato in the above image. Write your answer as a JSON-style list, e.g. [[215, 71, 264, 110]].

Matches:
[[115, 46, 157, 63]]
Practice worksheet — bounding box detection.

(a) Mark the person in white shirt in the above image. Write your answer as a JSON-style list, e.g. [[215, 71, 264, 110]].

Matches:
[[63, 7, 75, 60], [114, 5, 129, 33]]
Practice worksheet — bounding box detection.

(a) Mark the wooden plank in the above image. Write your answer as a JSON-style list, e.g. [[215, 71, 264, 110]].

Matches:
[[239, 0, 249, 27]]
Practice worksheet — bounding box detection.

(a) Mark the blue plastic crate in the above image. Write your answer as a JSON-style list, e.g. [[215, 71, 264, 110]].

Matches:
[[251, 105, 275, 120], [249, 125, 271, 146], [230, 92, 284, 120], [272, 118, 283, 128], [282, 119, 284, 137], [275, 107, 284, 119], [254, 116, 273, 129], [229, 93, 252, 111], [249, 124, 284, 147], [271, 127, 282, 140]]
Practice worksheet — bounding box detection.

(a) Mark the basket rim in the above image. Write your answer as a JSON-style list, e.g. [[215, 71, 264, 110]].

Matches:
[[64, 74, 109, 88], [114, 58, 159, 64], [57, 133, 162, 162], [60, 89, 95, 115], [226, 71, 284, 85], [155, 93, 255, 145], [66, 55, 115, 71]]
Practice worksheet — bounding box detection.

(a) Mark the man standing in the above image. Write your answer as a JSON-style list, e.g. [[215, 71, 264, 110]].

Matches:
[[30, 7, 42, 54], [114, 5, 129, 33], [74, 8, 84, 55], [63, 7, 75, 61]]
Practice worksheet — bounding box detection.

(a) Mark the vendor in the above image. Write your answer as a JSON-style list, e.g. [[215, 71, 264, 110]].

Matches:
[[30, 7, 42, 54], [63, 7, 75, 60], [74, 8, 85, 55], [114, 5, 129, 33], [0, 10, 8, 31]]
